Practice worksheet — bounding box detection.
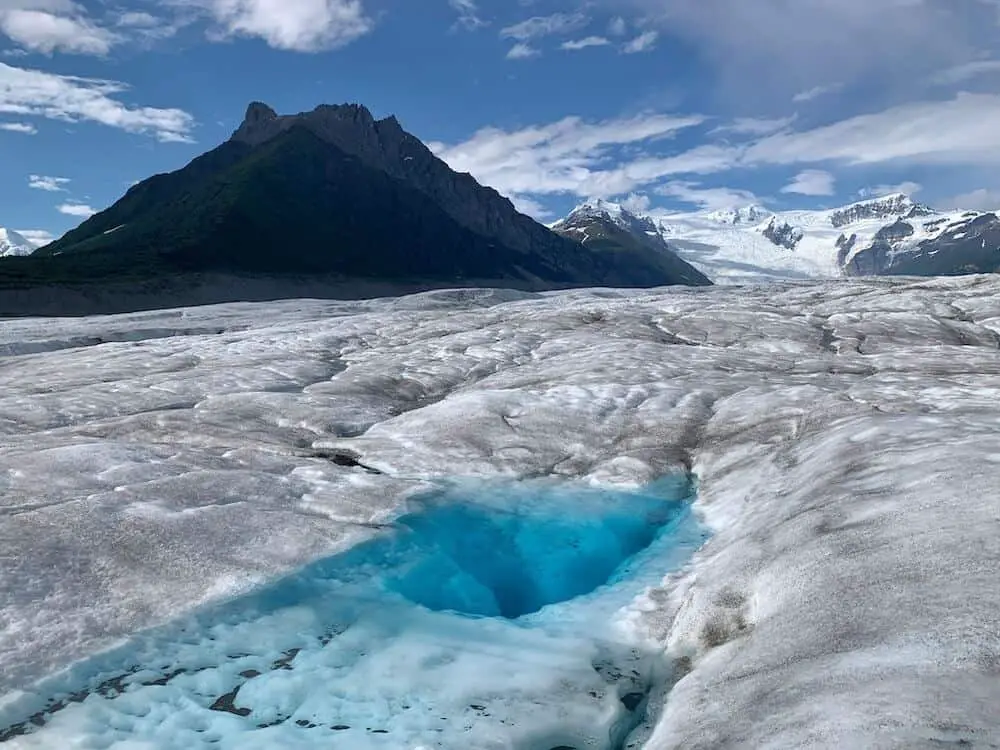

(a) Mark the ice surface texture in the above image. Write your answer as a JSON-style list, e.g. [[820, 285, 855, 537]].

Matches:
[[0, 478, 706, 749], [2, 278, 1000, 748]]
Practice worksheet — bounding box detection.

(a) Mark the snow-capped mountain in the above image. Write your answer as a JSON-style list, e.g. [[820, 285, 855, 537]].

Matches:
[[555, 193, 1000, 284], [549, 199, 712, 287], [0, 228, 34, 257]]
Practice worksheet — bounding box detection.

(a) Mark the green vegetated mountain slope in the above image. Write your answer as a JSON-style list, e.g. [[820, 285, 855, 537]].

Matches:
[[27, 102, 712, 294], [38, 128, 564, 281], [551, 201, 712, 288]]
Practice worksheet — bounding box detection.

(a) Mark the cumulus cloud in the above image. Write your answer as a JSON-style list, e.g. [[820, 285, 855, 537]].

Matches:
[[0, 120, 34, 132], [196, 0, 372, 51], [0, 62, 195, 142], [561, 36, 609, 50], [506, 42, 538, 59], [620, 192, 651, 213], [622, 30, 657, 54], [115, 10, 185, 42], [929, 59, 1000, 86], [939, 187, 1000, 211], [792, 83, 842, 103], [432, 92, 1000, 213], [743, 93, 1000, 167], [509, 194, 551, 219], [449, 0, 486, 30], [13, 228, 53, 246], [781, 169, 835, 196], [500, 12, 588, 41], [28, 174, 69, 191], [711, 115, 795, 137], [653, 181, 762, 211], [0, 7, 117, 55], [602, 0, 997, 98], [859, 181, 923, 199], [57, 202, 96, 217], [430, 112, 708, 199]]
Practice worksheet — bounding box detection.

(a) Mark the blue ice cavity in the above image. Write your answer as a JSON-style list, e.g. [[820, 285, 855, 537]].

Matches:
[[385, 478, 690, 618], [1, 475, 708, 750]]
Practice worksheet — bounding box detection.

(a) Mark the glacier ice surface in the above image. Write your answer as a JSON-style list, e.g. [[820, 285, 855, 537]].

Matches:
[[1, 279, 999, 748], [0, 477, 706, 749]]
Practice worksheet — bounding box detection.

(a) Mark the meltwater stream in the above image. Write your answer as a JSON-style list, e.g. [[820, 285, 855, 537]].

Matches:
[[1, 476, 708, 750]]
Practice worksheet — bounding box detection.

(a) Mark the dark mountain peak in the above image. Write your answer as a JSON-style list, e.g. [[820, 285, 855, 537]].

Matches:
[[244, 101, 278, 124], [231, 101, 380, 148]]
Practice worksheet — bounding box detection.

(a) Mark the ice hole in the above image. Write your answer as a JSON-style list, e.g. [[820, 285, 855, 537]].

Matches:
[[384, 481, 689, 618]]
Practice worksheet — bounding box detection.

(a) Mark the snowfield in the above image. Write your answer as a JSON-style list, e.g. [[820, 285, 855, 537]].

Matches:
[[1, 278, 999, 748]]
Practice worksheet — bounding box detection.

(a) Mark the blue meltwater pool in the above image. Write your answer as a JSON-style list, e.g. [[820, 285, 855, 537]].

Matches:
[[1, 476, 709, 750]]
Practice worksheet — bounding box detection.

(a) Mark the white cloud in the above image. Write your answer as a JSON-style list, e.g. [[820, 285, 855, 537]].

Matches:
[[930, 59, 1000, 86], [0, 62, 195, 142], [653, 181, 761, 211], [57, 202, 95, 217], [434, 92, 1000, 214], [0, 8, 117, 55], [609, 0, 996, 98], [781, 169, 835, 196], [711, 115, 795, 137], [28, 174, 69, 191], [115, 10, 184, 41], [859, 181, 923, 199], [561, 35, 609, 50], [430, 112, 708, 199], [744, 93, 1000, 167], [197, 0, 372, 51], [117, 11, 160, 28], [500, 12, 587, 41], [939, 187, 1000, 211], [620, 192, 651, 213], [792, 83, 842, 103], [508, 194, 551, 219], [607, 16, 626, 36], [622, 30, 657, 54], [506, 42, 538, 59], [12, 228, 53, 246], [0, 120, 34, 132], [449, 0, 485, 30]]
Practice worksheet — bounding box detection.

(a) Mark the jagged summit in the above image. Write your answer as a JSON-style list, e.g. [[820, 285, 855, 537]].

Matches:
[[230, 101, 386, 148], [830, 193, 933, 228], [557, 199, 665, 238], [244, 101, 277, 124]]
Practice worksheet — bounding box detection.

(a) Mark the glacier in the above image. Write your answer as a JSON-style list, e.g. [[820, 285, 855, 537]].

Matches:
[[1, 278, 999, 748]]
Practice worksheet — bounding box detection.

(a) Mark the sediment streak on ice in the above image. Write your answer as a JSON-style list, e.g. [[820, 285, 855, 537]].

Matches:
[[1, 278, 999, 747]]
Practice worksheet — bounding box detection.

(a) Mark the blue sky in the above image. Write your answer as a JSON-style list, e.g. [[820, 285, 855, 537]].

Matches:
[[4, 0, 1000, 244]]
